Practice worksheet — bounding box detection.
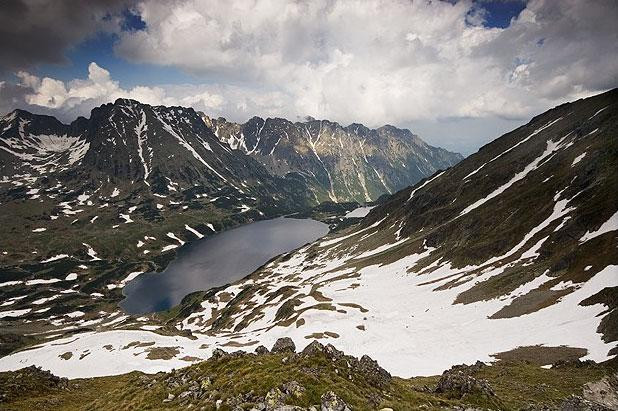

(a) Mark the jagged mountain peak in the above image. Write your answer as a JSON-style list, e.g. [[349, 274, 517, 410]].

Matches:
[[0, 99, 461, 207], [0, 101, 304, 209], [207, 114, 462, 203]]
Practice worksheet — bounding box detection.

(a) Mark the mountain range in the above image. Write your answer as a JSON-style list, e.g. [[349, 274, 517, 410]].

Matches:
[[0, 89, 616, 411], [0, 99, 459, 356], [0, 99, 461, 268], [204, 115, 462, 203]]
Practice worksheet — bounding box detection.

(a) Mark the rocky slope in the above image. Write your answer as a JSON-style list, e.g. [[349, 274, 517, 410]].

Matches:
[[1, 338, 616, 410], [203, 115, 462, 203]]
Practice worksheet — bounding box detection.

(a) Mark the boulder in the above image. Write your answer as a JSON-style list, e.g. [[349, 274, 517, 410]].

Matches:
[[211, 348, 227, 359], [255, 345, 270, 355], [435, 364, 494, 398], [302, 340, 325, 356], [320, 391, 351, 411], [272, 337, 296, 353]]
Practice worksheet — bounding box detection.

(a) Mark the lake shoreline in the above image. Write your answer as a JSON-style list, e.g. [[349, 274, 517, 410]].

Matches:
[[120, 217, 330, 314]]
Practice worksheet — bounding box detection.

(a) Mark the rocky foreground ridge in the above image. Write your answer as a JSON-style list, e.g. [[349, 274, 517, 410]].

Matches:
[[1, 338, 617, 410]]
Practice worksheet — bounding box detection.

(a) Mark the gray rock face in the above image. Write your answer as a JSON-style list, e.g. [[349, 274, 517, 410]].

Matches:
[[255, 345, 270, 355], [357, 354, 391, 388], [435, 363, 494, 398], [583, 373, 618, 410], [320, 391, 351, 411], [210, 348, 227, 359], [301, 340, 325, 356], [205, 115, 462, 203], [272, 337, 296, 353], [323, 344, 344, 360], [560, 395, 615, 411]]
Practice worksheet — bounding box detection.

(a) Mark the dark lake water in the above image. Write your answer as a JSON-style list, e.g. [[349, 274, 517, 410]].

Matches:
[[120, 217, 329, 314]]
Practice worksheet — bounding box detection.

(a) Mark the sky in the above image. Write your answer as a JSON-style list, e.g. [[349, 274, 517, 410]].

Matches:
[[0, 0, 616, 155]]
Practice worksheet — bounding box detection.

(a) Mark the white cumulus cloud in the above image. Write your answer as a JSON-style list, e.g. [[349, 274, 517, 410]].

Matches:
[[1, 0, 617, 154]]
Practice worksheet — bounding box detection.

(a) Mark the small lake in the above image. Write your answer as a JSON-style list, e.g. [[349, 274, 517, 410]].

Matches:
[[120, 217, 329, 314]]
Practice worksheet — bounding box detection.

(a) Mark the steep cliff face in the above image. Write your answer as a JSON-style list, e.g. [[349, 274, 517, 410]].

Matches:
[[203, 115, 463, 203]]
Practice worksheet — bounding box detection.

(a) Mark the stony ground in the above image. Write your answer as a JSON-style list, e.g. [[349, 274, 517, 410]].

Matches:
[[0, 338, 616, 410]]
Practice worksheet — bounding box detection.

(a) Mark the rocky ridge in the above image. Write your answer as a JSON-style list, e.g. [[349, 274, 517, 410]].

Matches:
[[1, 339, 617, 410], [204, 115, 462, 203]]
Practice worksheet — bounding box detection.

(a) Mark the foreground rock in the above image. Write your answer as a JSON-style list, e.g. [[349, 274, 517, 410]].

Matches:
[[435, 362, 495, 398], [272, 337, 296, 354], [1, 343, 616, 410], [321, 391, 351, 411]]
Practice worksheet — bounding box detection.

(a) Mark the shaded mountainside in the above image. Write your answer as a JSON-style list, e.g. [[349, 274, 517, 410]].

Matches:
[[1, 338, 617, 410], [203, 115, 462, 203]]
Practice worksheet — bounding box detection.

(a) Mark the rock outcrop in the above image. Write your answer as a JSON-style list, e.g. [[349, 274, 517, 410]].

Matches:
[[435, 362, 495, 398]]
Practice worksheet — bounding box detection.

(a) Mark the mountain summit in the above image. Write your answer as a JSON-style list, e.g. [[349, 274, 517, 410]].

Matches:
[[203, 115, 462, 203]]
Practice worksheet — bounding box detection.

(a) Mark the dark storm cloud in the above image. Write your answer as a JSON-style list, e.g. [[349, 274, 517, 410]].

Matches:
[[0, 0, 133, 72]]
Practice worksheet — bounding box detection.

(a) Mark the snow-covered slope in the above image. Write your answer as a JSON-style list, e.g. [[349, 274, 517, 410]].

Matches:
[[1, 90, 615, 379], [0, 110, 89, 176], [170, 89, 618, 375]]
